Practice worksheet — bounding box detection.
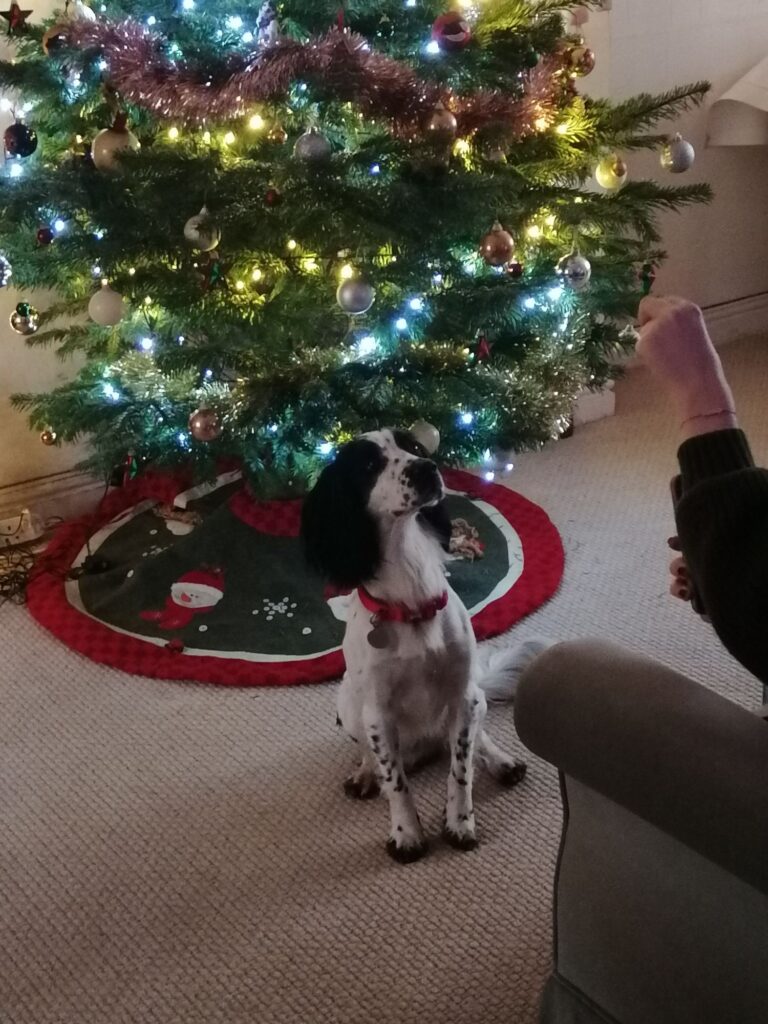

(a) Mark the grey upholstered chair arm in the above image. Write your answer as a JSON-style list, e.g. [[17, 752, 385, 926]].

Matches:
[[514, 640, 768, 894]]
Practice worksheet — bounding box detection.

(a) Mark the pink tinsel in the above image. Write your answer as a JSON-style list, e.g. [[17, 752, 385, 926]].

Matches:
[[69, 20, 560, 138]]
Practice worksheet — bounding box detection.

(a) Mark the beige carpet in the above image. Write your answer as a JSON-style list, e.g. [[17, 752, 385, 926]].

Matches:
[[2, 337, 766, 1024]]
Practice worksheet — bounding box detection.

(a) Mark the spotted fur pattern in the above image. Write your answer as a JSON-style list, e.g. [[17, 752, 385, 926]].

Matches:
[[301, 429, 527, 863]]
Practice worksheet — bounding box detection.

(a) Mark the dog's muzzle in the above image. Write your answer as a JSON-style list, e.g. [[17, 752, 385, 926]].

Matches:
[[404, 458, 444, 504]]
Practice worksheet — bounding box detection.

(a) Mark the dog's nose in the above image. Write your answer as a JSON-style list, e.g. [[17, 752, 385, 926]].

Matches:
[[405, 458, 441, 494]]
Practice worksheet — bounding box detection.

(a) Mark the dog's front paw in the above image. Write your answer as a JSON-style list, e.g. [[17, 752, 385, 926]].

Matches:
[[343, 765, 380, 800], [496, 759, 527, 788], [386, 831, 428, 864], [444, 811, 478, 851]]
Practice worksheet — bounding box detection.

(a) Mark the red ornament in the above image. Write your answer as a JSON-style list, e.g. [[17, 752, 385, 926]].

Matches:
[[264, 186, 282, 207], [36, 226, 54, 246], [476, 334, 492, 362], [506, 260, 524, 279], [1, 2, 32, 34], [432, 11, 471, 52]]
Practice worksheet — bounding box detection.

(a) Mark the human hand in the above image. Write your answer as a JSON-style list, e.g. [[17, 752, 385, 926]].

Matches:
[[636, 296, 736, 430], [667, 536, 710, 620]]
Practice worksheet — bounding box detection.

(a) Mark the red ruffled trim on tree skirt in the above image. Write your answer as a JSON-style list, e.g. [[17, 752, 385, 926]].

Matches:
[[26, 469, 564, 688]]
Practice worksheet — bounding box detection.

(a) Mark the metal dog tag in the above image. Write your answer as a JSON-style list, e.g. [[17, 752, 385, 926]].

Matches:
[[367, 617, 392, 649]]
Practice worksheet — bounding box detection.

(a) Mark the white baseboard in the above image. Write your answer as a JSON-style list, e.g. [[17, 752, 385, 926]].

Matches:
[[702, 291, 768, 347], [0, 469, 104, 524]]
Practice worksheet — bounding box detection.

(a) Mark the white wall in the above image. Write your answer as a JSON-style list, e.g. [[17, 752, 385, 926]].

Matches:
[[584, 0, 768, 307], [2, 0, 768, 490]]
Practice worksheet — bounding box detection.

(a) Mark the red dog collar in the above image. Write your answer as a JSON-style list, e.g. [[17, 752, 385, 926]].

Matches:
[[358, 586, 448, 625]]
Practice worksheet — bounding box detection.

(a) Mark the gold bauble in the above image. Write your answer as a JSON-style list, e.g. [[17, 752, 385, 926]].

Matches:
[[568, 45, 595, 77], [40, 428, 58, 446], [479, 221, 515, 267], [266, 123, 288, 144], [595, 154, 628, 191], [42, 23, 70, 55], [425, 102, 458, 141], [188, 408, 222, 442]]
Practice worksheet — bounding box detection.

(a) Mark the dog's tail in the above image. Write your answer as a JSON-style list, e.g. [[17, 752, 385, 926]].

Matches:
[[477, 636, 555, 702]]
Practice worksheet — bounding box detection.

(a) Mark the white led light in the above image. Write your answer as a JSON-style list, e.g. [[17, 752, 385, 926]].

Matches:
[[484, 471, 496, 482], [395, 317, 408, 331], [370, 163, 380, 175], [523, 297, 536, 310], [182, 0, 194, 10], [227, 14, 243, 28], [425, 40, 440, 55], [138, 337, 155, 352], [241, 30, 254, 42], [317, 441, 334, 456], [408, 297, 424, 312], [0, 98, 12, 112], [460, 412, 474, 426], [9, 163, 23, 178], [103, 383, 120, 402], [146, 15, 156, 25], [548, 286, 564, 302], [204, 368, 213, 379], [268, 423, 278, 434], [432, 272, 443, 287], [356, 334, 377, 358], [53, 218, 66, 234]]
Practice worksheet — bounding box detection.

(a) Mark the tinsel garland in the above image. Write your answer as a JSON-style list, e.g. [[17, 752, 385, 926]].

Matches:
[[68, 20, 560, 136]]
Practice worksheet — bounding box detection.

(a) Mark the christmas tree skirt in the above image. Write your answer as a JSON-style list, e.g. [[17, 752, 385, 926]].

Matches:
[[27, 469, 564, 687]]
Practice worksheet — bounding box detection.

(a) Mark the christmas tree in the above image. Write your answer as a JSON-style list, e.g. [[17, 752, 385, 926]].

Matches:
[[3, 0, 709, 497]]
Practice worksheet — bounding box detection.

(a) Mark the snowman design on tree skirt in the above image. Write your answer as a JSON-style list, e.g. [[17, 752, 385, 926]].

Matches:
[[140, 567, 225, 630]]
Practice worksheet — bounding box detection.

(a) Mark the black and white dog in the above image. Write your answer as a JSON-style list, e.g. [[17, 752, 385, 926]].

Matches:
[[301, 428, 526, 863]]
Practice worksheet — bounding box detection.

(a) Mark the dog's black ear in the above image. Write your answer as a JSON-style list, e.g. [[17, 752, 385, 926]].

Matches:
[[301, 458, 381, 588], [418, 500, 452, 553]]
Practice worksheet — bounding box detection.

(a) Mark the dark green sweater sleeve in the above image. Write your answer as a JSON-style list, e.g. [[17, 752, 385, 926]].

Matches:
[[676, 429, 768, 686]]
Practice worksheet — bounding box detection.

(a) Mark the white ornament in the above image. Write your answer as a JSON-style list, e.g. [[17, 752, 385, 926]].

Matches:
[[88, 281, 126, 325], [91, 117, 140, 173], [595, 154, 628, 191], [556, 251, 592, 291], [70, 0, 97, 22], [183, 205, 222, 252], [660, 133, 695, 174], [410, 419, 440, 455]]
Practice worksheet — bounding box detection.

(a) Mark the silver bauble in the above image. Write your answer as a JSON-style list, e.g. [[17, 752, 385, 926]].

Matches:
[[91, 118, 140, 173], [336, 279, 376, 315], [410, 420, 440, 455], [0, 253, 12, 288], [9, 302, 39, 336], [660, 133, 695, 174], [88, 281, 126, 326], [183, 205, 222, 252], [293, 127, 332, 163], [556, 251, 592, 291]]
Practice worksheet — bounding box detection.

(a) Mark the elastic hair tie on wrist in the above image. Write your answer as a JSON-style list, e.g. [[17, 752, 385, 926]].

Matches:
[[680, 409, 736, 429]]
